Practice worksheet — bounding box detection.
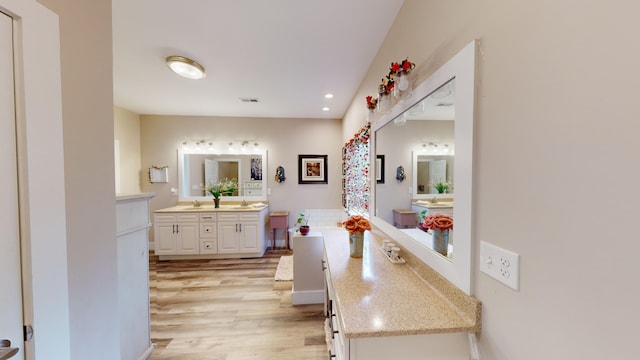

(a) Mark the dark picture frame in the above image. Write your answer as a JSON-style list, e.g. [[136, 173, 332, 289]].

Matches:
[[376, 155, 385, 184], [298, 154, 328, 184]]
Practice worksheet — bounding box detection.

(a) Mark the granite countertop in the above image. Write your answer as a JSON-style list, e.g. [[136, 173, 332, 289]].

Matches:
[[155, 203, 268, 213], [323, 229, 480, 338]]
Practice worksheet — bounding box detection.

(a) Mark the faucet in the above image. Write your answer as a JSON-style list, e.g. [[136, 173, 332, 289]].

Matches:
[[428, 197, 438, 204], [241, 199, 249, 207], [192, 200, 201, 208]]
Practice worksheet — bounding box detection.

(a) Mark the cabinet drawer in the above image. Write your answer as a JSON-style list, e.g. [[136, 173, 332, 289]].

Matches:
[[177, 213, 199, 222], [154, 213, 177, 223], [199, 213, 216, 222], [217, 212, 259, 222], [200, 223, 216, 238]]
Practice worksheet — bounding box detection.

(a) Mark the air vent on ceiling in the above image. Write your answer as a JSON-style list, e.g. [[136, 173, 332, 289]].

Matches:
[[239, 97, 260, 103], [436, 102, 454, 107]]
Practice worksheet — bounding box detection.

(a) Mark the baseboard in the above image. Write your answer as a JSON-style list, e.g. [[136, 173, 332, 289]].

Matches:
[[292, 289, 324, 305]]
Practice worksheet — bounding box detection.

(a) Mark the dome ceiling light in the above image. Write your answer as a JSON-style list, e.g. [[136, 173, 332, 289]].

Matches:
[[165, 55, 206, 80]]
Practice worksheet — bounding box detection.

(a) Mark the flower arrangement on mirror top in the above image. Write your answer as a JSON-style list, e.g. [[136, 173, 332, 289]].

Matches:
[[389, 58, 415, 76], [365, 95, 377, 110], [342, 215, 371, 234], [378, 74, 395, 95], [419, 213, 453, 232], [205, 177, 238, 199]]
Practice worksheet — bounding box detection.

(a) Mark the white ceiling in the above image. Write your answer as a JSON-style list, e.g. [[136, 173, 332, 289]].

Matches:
[[112, 0, 405, 119]]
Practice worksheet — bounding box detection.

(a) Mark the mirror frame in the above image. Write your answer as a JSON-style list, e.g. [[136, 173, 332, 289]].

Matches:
[[177, 148, 268, 202], [370, 40, 475, 294], [412, 152, 455, 199]]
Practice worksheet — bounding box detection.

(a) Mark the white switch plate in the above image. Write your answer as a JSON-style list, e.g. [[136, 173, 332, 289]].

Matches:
[[480, 241, 520, 291]]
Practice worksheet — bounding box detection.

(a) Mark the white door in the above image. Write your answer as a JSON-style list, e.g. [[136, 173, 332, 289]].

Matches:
[[0, 11, 24, 360], [428, 159, 447, 193], [204, 158, 219, 186]]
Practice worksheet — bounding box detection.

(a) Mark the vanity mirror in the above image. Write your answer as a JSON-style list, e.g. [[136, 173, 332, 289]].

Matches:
[[177, 149, 268, 202], [371, 41, 475, 294]]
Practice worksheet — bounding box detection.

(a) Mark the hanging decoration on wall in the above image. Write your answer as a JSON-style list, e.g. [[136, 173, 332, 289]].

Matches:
[[396, 166, 407, 183], [274, 165, 286, 183], [342, 122, 371, 213], [148, 165, 169, 183]]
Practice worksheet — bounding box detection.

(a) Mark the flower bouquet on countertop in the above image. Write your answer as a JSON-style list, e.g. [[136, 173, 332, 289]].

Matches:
[[419, 213, 453, 232], [342, 215, 371, 234]]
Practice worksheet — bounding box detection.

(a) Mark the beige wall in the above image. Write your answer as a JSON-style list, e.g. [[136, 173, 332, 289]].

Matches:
[[38, 0, 120, 358], [114, 106, 142, 194], [140, 115, 343, 232], [344, 0, 640, 358]]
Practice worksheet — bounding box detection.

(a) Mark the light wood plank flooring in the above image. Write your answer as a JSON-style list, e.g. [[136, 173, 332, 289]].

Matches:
[[149, 250, 327, 360]]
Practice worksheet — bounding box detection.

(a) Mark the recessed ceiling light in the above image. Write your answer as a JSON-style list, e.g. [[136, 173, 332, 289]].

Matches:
[[324, 93, 334, 99], [322, 107, 330, 111], [165, 55, 206, 80]]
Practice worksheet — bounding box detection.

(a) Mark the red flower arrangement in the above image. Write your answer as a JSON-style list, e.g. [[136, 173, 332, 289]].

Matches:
[[420, 213, 453, 231], [366, 95, 377, 110], [342, 215, 372, 235], [390, 58, 415, 75], [379, 75, 394, 95]]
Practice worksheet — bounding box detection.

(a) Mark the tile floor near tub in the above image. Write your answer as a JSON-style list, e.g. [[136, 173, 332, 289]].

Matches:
[[149, 249, 327, 360]]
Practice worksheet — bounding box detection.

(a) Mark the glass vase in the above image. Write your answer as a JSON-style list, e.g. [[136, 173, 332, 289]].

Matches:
[[349, 231, 365, 258], [432, 229, 449, 256], [376, 93, 391, 114], [393, 72, 412, 100]]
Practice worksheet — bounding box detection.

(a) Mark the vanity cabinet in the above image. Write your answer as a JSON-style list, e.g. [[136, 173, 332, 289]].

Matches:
[[154, 213, 199, 255], [217, 212, 261, 253], [153, 206, 268, 259]]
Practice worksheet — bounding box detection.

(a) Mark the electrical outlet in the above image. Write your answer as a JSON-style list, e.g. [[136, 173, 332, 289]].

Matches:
[[480, 241, 520, 291]]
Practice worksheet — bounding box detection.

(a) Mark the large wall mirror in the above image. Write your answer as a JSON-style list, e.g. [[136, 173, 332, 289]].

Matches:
[[371, 41, 475, 294], [177, 148, 268, 202]]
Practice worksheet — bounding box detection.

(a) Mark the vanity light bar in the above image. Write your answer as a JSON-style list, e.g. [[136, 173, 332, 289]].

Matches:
[[181, 140, 261, 152]]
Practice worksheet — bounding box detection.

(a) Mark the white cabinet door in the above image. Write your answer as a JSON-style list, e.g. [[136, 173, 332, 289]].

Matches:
[[239, 222, 259, 252], [218, 222, 240, 253], [155, 223, 177, 254], [176, 222, 199, 255]]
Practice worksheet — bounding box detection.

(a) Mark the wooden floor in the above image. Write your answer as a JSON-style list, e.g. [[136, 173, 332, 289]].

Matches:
[[149, 250, 328, 360]]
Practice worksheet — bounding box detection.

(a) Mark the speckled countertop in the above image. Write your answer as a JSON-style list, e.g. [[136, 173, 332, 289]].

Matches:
[[323, 229, 480, 338]]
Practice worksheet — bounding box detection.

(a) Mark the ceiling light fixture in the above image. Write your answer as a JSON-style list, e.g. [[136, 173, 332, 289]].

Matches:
[[324, 93, 334, 99], [165, 55, 206, 80], [322, 107, 330, 111]]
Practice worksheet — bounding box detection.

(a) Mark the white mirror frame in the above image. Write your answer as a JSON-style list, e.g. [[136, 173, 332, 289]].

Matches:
[[177, 148, 268, 202], [370, 40, 476, 294]]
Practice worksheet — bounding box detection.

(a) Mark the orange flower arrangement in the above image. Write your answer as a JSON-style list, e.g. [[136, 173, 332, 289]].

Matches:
[[342, 215, 371, 235], [420, 213, 453, 231]]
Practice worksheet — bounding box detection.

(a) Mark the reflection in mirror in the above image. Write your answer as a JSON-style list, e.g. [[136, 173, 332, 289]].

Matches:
[[178, 150, 268, 201], [371, 40, 475, 294], [415, 154, 454, 194], [375, 79, 456, 258]]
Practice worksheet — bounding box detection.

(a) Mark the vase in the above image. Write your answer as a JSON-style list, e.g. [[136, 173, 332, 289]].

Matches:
[[377, 93, 391, 114], [432, 229, 449, 256], [393, 72, 412, 100], [349, 232, 365, 258], [299, 225, 310, 235], [214, 198, 220, 208]]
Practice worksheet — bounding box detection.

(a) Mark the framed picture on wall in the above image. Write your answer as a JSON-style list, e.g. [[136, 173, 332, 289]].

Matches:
[[298, 154, 328, 184], [376, 155, 385, 184]]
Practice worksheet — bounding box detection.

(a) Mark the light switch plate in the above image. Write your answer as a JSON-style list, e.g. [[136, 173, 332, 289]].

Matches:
[[480, 241, 520, 291]]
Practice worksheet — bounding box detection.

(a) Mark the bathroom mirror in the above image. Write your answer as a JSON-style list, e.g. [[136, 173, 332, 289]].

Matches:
[[177, 149, 268, 202], [371, 40, 475, 294]]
